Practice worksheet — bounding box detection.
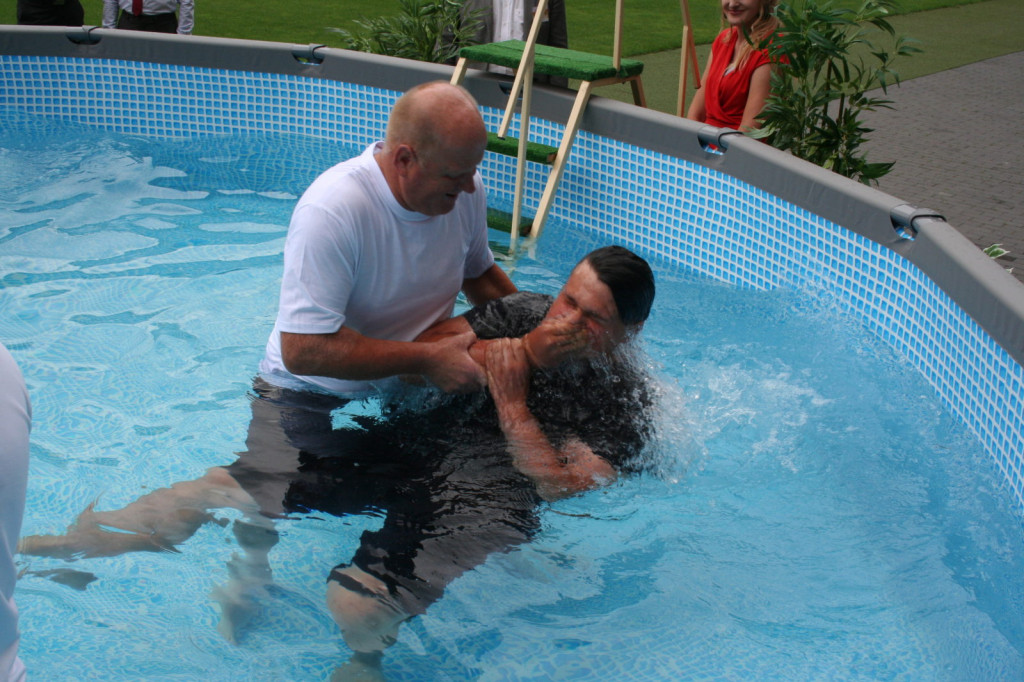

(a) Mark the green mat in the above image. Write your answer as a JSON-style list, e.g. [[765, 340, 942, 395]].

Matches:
[[486, 132, 557, 164], [460, 40, 644, 81], [487, 207, 534, 235]]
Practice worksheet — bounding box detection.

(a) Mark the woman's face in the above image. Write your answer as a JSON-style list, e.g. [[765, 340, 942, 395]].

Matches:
[[721, 0, 763, 29]]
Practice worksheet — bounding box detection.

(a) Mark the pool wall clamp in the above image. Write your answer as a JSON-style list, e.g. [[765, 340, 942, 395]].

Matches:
[[890, 203, 946, 241], [697, 125, 743, 153], [66, 26, 102, 46], [292, 44, 326, 65]]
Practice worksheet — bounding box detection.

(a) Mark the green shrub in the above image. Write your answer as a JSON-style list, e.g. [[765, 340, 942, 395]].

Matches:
[[329, 0, 484, 64], [755, 0, 921, 184]]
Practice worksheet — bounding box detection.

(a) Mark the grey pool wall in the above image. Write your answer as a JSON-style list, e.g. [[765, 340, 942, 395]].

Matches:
[[2, 26, 1023, 511]]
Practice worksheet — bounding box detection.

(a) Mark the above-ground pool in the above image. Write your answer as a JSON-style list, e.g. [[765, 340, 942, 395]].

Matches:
[[2, 26, 1023, 681]]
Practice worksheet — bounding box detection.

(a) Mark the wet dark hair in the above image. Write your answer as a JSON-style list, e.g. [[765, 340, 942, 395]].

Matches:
[[583, 246, 655, 326]]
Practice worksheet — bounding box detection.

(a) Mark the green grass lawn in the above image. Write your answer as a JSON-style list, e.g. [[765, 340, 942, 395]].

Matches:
[[0, 0, 990, 54]]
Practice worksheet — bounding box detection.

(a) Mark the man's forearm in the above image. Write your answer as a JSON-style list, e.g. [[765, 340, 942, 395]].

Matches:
[[496, 404, 617, 501], [281, 327, 484, 392], [462, 264, 517, 307], [282, 328, 430, 379], [485, 337, 617, 499]]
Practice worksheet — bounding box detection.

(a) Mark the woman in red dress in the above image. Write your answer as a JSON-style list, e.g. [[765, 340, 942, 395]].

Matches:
[[687, 0, 780, 132]]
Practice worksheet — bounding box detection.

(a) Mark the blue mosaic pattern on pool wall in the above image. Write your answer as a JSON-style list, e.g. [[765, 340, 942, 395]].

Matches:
[[2, 54, 1022, 509]]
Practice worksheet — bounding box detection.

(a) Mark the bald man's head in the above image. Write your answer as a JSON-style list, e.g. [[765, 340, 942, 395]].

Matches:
[[377, 82, 489, 216], [384, 81, 487, 163]]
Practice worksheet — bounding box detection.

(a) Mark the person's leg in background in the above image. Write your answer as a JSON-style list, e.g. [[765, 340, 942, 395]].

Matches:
[[1, 343, 32, 682]]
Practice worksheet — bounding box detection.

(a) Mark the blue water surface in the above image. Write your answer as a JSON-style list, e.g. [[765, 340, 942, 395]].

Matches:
[[2, 115, 1023, 681]]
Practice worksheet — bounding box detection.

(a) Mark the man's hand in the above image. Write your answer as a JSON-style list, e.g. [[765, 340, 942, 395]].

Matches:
[[521, 317, 588, 369], [423, 331, 487, 393], [485, 338, 531, 420]]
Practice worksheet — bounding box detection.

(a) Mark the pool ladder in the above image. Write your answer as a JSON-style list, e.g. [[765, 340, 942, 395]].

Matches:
[[450, 0, 645, 253]]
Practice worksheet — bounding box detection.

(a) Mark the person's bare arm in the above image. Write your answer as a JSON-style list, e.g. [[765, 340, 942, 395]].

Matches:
[[281, 326, 485, 393], [415, 307, 588, 370], [739, 63, 772, 132], [461, 263, 517, 307], [485, 338, 617, 501]]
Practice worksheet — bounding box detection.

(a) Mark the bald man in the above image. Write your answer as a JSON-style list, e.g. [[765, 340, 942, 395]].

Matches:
[[259, 81, 516, 399], [223, 83, 513, 642]]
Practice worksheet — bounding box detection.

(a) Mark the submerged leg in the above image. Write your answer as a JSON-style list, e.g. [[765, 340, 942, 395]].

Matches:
[[17, 464, 280, 644], [212, 517, 280, 644], [18, 466, 254, 559], [330, 650, 386, 682], [326, 565, 410, 676]]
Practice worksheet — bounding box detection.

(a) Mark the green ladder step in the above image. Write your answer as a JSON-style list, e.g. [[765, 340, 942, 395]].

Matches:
[[486, 132, 557, 165], [460, 40, 644, 81], [487, 207, 534, 236]]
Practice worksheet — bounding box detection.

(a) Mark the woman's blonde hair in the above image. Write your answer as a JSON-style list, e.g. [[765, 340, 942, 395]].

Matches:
[[725, 0, 781, 69]]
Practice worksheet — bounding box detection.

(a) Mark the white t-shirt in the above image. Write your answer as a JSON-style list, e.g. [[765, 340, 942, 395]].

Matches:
[[0, 343, 30, 682], [260, 142, 495, 396]]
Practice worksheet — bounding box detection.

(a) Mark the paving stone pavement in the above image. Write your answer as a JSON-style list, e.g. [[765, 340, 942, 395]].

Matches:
[[860, 51, 1024, 281]]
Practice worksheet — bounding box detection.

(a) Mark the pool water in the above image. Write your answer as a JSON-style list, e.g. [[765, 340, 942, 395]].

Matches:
[[3, 116, 1024, 681]]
